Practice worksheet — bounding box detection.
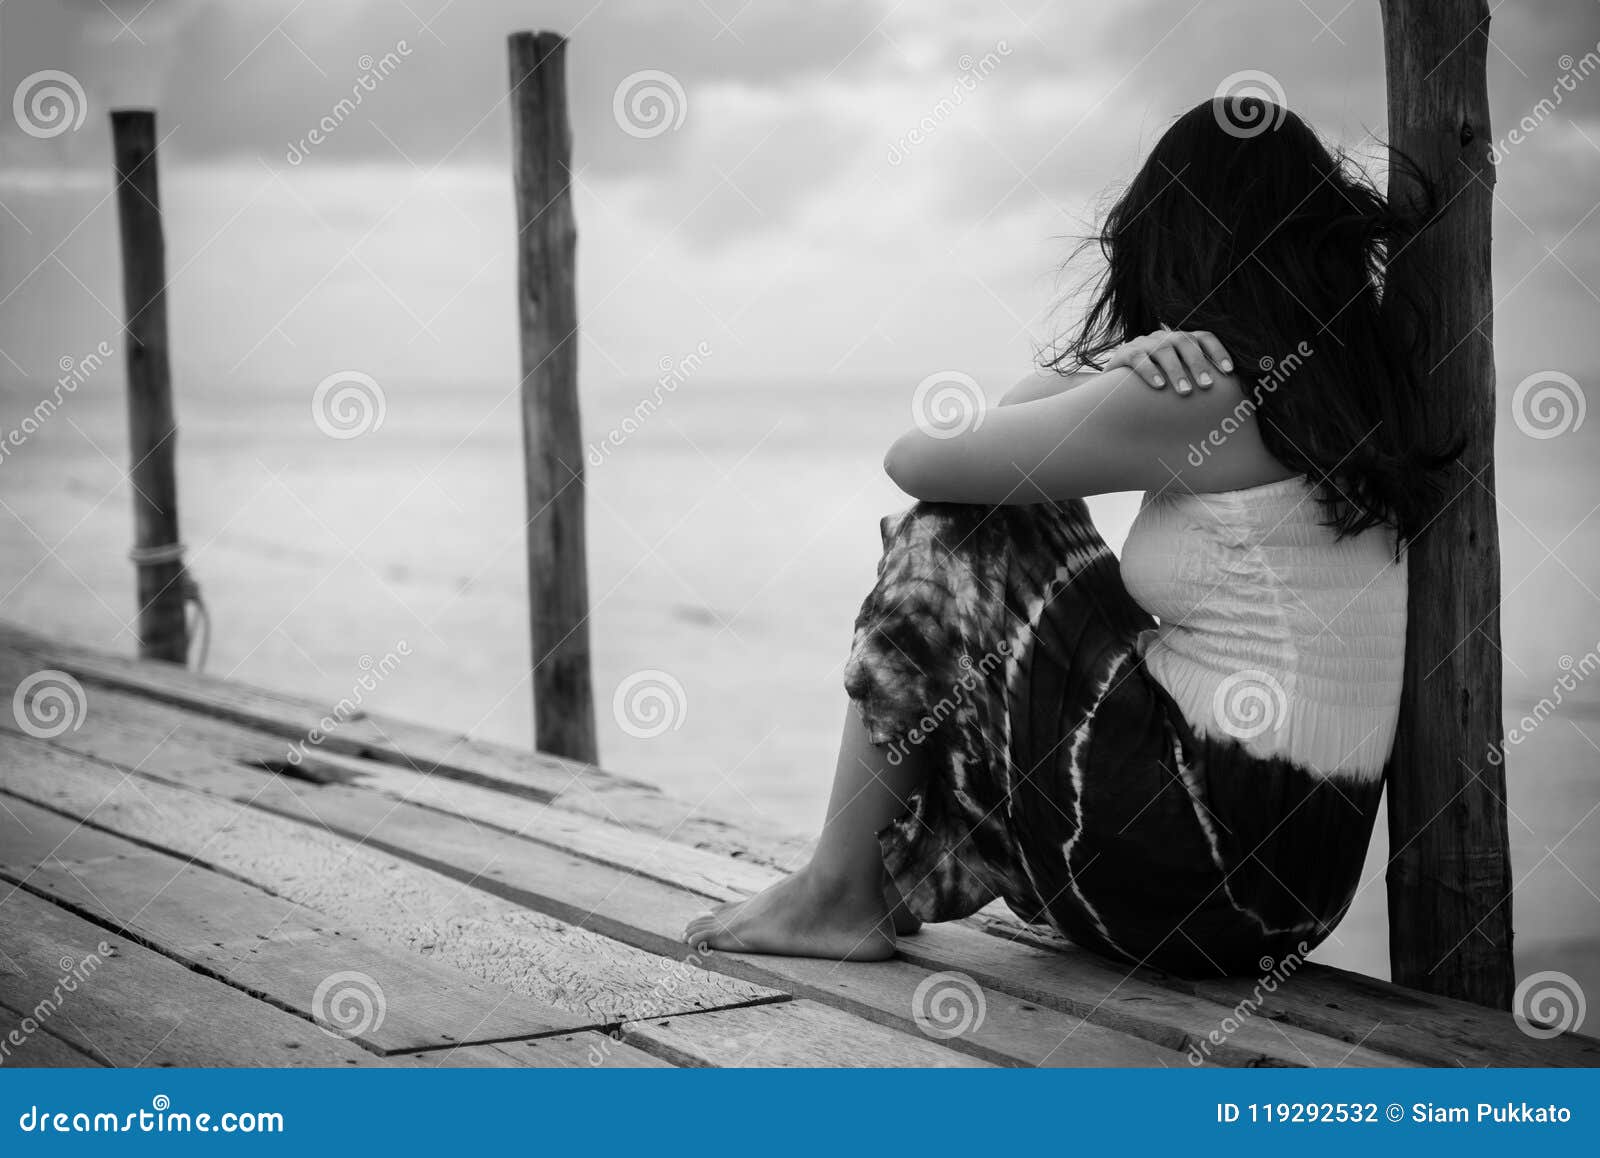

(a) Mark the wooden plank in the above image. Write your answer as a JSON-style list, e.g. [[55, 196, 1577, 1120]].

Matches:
[[13, 636, 1587, 1067], [33, 680, 1414, 1066], [0, 732, 779, 1024], [319, 730, 1407, 1065], [0, 714, 1182, 1067], [895, 923, 1406, 1068], [990, 919, 1600, 1068], [0, 1001, 103, 1067], [0, 798, 589, 1054], [385, 1033, 672, 1069], [0, 692, 1361, 1068], [622, 999, 992, 1068], [0, 661, 779, 904], [222, 777, 1196, 1067], [0, 888, 372, 1067], [6, 641, 1583, 1067], [1187, 958, 1600, 1069], [0, 623, 807, 868]]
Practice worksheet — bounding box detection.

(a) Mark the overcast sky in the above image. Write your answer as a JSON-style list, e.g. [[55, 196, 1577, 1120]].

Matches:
[[1, 0, 1597, 393]]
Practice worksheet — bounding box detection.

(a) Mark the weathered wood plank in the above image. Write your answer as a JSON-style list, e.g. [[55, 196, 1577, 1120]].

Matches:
[[1187, 957, 1600, 1068], [384, 1033, 672, 1068], [0, 889, 372, 1067], [0, 797, 589, 1054], [989, 920, 1600, 1068], [0, 683, 1369, 1068], [0, 661, 778, 905], [0, 733, 779, 1024], [7, 630, 1591, 1067], [0, 650, 1490, 1065], [220, 777, 1195, 1067], [0, 1000, 104, 1067], [622, 999, 992, 1068], [897, 923, 1406, 1068], [0, 622, 807, 868], [0, 701, 1178, 1067]]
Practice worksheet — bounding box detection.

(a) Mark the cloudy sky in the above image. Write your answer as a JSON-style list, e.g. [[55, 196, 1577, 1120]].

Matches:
[[0, 0, 1597, 393]]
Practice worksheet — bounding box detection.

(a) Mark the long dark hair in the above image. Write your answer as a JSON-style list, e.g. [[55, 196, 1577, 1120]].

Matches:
[[1050, 96, 1459, 541]]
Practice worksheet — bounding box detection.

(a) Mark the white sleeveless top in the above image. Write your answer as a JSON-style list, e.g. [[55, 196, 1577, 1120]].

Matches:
[[1119, 476, 1406, 781]]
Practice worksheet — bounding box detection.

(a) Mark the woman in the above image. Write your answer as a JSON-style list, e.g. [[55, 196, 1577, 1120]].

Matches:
[[685, 96, 1453, 976]]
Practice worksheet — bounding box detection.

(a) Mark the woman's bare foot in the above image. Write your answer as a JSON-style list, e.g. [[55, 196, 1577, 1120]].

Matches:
[[684, 868, 897, 961]]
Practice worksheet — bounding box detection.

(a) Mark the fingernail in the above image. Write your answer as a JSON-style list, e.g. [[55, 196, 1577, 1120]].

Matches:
[[1152, 374, 1164, 386], [1177, 378, 1191, 393], [1199, 372, 1213, 386], [1220, 359, 1233, 372]]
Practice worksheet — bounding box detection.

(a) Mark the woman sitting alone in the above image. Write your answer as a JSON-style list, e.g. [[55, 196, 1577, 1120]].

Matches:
[[686, 96, 1453, 976]]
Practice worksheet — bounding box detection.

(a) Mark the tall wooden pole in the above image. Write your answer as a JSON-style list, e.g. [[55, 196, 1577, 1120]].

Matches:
[[1381, 0, 1513, 1007], [508, 32, 598, 763], [111, 110, 189, 665]]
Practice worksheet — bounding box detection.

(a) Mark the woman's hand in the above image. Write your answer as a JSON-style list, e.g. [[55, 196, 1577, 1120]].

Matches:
[[1104, 328, 1234, 396]]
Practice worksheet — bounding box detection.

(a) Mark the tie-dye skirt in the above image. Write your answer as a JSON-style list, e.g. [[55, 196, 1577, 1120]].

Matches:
[[843, 499, 1383, 977]]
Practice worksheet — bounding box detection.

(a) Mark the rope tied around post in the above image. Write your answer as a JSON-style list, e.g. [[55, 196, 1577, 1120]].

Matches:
[[126, 541, 210, 671]]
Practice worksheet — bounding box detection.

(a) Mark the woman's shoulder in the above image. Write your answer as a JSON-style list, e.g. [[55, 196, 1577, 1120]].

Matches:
[[1088, 367, 1297, 495]]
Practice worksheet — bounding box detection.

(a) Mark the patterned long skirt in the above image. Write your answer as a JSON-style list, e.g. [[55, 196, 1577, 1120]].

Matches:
[[843, 499, 1383, 977]]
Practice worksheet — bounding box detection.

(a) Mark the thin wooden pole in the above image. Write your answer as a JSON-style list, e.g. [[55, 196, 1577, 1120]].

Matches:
[[1381, 0, 1513, 1007], [507, 31, 598, 763], [110, 110, 189, 665]]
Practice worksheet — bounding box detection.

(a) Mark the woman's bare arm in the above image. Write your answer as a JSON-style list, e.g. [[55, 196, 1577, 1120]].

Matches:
[[998, 369, 1094, 406], [885, 366, 1293, 503]]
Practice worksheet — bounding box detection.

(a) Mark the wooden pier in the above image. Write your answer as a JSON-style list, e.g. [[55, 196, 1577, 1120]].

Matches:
[[1, 621, 1594, 1069]]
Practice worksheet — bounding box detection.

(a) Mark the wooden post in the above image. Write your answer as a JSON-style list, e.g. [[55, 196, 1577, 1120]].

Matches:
[[1381, 0, 1513, 1007], [111, 110, 189, 665], [507, 32, 598, 763]]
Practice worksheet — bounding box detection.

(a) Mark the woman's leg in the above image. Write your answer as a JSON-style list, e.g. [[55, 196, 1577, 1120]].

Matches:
[[683, 703, 929, 960]]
